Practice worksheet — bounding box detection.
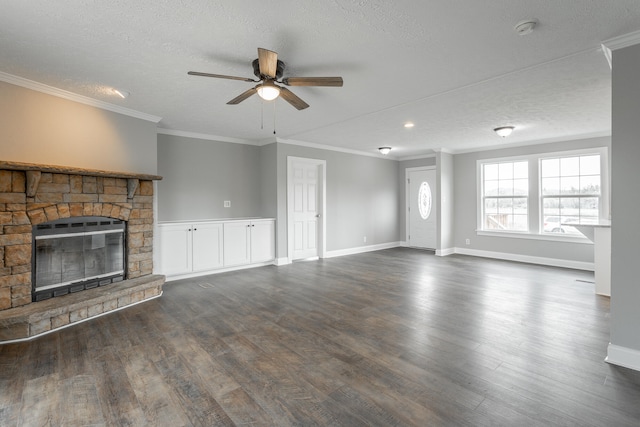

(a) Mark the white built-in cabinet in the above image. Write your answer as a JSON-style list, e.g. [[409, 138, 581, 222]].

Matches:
[[223, 220, 276, 267], [159, 218, 274, 278]]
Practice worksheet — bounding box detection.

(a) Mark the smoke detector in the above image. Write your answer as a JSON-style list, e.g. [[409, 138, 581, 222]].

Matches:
[[515, 19, 538, 36]]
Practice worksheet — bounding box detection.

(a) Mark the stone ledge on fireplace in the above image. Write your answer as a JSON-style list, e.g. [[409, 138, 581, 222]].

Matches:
[[0, 274, 165, 343]]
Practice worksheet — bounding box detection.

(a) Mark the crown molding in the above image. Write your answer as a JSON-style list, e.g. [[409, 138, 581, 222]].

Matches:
[[397, 153, 437, 161], [0, 72, 162, 123], [432, 148, 454, 154], [600, 44, 613, 69], [256, 137, 278, 147], [452, 131, 611, 155], [275, 138, 397, 160], [157, 128, 255, 145], [601, 30, 640, 69], [602, 29, 640, 52]]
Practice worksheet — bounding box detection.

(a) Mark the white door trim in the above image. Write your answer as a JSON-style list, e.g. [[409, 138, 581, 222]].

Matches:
[[287, 156, 327, 263], [405, 166, 436, 245]]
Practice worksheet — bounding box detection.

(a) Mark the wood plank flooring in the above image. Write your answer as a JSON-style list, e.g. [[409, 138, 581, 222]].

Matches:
[[2, 247, 640, 426]]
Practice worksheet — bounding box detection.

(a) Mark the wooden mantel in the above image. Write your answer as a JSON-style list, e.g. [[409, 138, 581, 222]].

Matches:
[[0, 160, 163, 181]]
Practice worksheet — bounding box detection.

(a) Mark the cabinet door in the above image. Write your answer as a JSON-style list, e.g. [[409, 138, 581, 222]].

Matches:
[[192, 223, 224, 272], [159, 224, 192, 275], [223, 221, 251, 267], [251, 220, 275, 263]]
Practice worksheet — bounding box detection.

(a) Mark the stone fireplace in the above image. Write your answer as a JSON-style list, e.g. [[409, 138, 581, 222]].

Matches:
[[0, 160, 165, 342]]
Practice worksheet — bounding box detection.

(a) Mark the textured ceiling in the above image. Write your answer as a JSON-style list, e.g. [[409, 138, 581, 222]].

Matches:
[[2, 1, 639, 158]]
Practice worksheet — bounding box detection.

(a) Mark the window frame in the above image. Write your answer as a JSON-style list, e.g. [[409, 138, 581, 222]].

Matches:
[[479, 159, 530, 233], [476, 147, 609, 242]]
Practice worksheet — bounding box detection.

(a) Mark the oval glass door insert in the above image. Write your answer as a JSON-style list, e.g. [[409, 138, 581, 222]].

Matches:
[[418, 181, 432, 220]]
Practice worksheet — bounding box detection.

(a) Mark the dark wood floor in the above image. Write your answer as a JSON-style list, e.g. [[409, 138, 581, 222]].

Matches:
[[2, 248, 640, 426]]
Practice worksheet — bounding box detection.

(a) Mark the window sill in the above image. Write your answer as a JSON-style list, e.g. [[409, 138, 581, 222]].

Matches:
[[476, 230, 592, 244]]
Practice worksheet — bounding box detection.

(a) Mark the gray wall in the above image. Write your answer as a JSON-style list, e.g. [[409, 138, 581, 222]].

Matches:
[[453, 136, 611, 263], [275, 143, 400, 259], [398, 156, 437, 241], [437, 152, 455, 251], [157, 134, 263, 221], [610, 43, 640, 352], [0, 82, 157, 174], [259, 143, 278, 219]]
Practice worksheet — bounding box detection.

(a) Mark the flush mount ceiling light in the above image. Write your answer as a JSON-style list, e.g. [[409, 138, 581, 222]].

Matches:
[[113, 89, 129, 99], [515, 19, 538, 36], [404, 122, 415, 128], [379, 147, 392, 155], [256, 80, 281, 101], [494, 126, 515, 137]]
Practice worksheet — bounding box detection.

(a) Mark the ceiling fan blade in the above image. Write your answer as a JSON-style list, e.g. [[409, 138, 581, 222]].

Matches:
[[279, 87, 309, 110], [282, 77, 343, 87], [227, 87, 257, 105], [188, 71, 256, 82], [258, 48, 278, 78]]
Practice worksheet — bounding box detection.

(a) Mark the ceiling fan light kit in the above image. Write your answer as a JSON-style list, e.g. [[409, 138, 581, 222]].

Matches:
[[494, 126, 515, 137], [189, 48, 343, 111], [257, 81, 280, 101]]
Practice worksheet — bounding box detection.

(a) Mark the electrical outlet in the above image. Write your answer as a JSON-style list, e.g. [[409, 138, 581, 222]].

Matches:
[[224, 201, 231, 208], [465, 238, 471, 245], [363, 236, 367, 243]]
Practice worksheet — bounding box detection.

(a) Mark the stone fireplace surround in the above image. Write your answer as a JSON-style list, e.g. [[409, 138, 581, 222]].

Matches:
[[0, 160, 165, 342]]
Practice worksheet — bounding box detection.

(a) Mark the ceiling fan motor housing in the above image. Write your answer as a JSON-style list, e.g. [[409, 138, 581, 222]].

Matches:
[[253, 58, 285, 79]]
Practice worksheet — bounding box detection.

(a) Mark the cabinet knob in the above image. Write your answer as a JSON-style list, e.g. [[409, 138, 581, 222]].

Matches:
[[188, 228, 192, 231]]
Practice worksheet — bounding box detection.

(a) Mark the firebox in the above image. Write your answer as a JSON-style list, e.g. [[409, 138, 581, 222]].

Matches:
[[32, 216, 126, 301]]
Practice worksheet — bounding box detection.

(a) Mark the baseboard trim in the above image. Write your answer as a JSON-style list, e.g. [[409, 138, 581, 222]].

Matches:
[[324, 242, 401, 259], [453, 247, 594, 271], [606, 343, 640, 372], [164, 261, 275, 282], [274, 257, 292, 266], [436, 247, 455, 256]]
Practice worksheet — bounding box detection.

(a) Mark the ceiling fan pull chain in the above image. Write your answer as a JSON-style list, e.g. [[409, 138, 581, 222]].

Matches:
[[260, 97, 264, 130], [273, 99, 277, 135]]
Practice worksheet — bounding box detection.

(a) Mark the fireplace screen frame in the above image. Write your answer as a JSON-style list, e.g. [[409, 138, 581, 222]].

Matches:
[[32, 216, 127, 302]]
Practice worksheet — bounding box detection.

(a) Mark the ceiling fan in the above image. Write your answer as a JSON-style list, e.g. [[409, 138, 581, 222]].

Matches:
[[188, 48, 343, 110]]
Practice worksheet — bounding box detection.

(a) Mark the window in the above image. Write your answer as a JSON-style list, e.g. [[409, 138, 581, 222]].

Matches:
[[540, 154, 601, 235], [477, 147, 608, 240], [481, 160, 528, 231], [418, 181, 432, 220]]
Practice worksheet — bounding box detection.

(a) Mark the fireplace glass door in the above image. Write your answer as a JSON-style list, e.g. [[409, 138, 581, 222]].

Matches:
[[32, 217, 126, 301], [35, 231, 124, 289]]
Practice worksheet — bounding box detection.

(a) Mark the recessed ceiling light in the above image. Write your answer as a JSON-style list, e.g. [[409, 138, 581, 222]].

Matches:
[[494, 126, 515, 137], [404, 122, 415, 128], [515, 19, 538, 36], [113, 89, 130, 99]]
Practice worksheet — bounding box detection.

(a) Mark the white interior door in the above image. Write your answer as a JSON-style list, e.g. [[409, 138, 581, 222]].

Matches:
[[288, 157, 325, 261], [408, 168, 437, 249]]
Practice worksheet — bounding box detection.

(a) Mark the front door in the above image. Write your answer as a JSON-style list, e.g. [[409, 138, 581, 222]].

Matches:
[[408, 168, 437, 249]]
